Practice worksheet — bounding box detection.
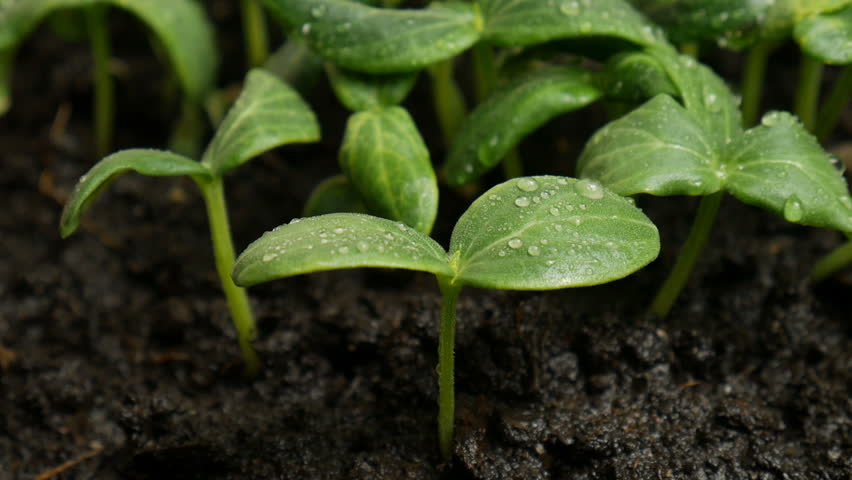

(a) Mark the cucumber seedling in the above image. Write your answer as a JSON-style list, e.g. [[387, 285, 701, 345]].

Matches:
[[0, 0, 217, 156], [59, 69, 320, 374], [231, 175, 660, 458]]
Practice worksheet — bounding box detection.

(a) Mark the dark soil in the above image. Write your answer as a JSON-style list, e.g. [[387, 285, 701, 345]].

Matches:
[[1, 3, 851, 479]]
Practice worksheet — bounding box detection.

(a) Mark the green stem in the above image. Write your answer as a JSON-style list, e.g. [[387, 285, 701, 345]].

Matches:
[[740, 41, 775, 127], [811, 240, 852, 283], [650, 192, 724, 318], [794, 53, 823, 132], [816, 65, 852, 141], [0, 48, 13, 114], [429, 59, 467, 148], [86, 5, 113, 158], [241, 0, 269, 68], [437, 277, 462, 460], [472, 43, 496, 104], [198, 178, 261, 375]]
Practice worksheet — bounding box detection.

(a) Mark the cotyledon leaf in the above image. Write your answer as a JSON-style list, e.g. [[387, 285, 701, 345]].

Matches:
[[449, 176, 660, 290], [232, 213, 453, 287], [479, 0, 664, 49], [794, 4, 852, 64], [201, 69, 320, 177], [59, 149, 211, 237], [340, 106, 438, 234], [577, 95, 723, 197], [725, 111, 852, 232], [0, 0, 216, 104], [326, 64, 418, 111], [261, 0, 482, 73], [444, 66, 601, 187]]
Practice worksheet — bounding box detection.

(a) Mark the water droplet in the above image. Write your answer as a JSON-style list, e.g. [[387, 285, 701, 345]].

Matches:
[[301, 23, 312, 35], [290, 218, 302, 224], [557, 178, 569, 185], [554, 224, 564, 232], [559, 1, 580, 16], [605, 241, 615, 248], [337, 22, 352, 33], [464, 164, 473, 174], [839, 195, 852, 209], [489, 135, 499, 147], [338, 246, 350, 254], [546, 260, 556, 266], [356, 241, 369, 252], [570, 217, 582, 226], [527, 245, 541, 256], [498, 250, 507, 257], [489, 194, 499, 201], [783, 195, 803, 222], [829, 157, 846, 174], [311, 5, 326, 17], [384, 233, 395, 241], [333, 227, 345, 234], [760, 111, 783, 127], [540, 239, 549, 245], [262, 253, 278, 262], [508, 238, 524, 249], [516, 178, 539, 192], [397, 223, 407, 231], [549, 207, 560, 216], [515, 196, 531, 207], [579, 204, 587, 210], [575, 179, 604, 199]]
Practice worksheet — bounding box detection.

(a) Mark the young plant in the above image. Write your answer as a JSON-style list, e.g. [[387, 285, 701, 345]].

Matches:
[[59, 69, 320, 374], [577, 47, 852, 317], [0, 0, 217, 156], [231, 175, 660, 458]]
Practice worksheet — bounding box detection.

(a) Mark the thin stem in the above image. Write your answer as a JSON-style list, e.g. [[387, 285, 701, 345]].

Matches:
[[472, 43, 496, 104], [428, 59, 467, 148], [437, 277, 462, 460], [740, 41, 775, 127], [794, 53, 823, 132], [0, 48, 13, 114], [198, 178, 261, 375], [811, 240, 852, 283], [816, 65, 852, 141], [86, 5, 113, 158], [650, 192, 724, 318], [241, 0, 269, 68]]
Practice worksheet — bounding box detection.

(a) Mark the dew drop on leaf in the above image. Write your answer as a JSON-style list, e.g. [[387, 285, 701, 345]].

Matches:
[[515, 196, 531, 207], [829, 157, 846, 174], [508, 238, 524, 249], [783, 195, 803, 222], [311, 5, 326, 17], [301, 23, 312, 35], [760, 111, 783, 127], [338, 246, 350, 254], [527, 245, 541, 256], [262, 253, 278, 262], [575, 179, 604, 199], [549, 207, 560, 216], [516, 178, 539, 192], [559, 1, 580, 16]]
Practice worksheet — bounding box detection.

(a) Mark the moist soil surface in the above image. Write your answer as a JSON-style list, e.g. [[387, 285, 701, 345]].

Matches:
[[1, 4, 851, 479]]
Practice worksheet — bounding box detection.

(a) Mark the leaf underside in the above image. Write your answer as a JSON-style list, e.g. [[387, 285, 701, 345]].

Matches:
[[232, 213, 453, 287], [303, 174, 368, 217], [202, 69, 320, 177], [449, 176, 660, 289], [59, 149, 210, 237], [261, 0, 482, 73], [444, 66, 602, 187], [340, 106, 438, 234], [326, 64, 418, 111]]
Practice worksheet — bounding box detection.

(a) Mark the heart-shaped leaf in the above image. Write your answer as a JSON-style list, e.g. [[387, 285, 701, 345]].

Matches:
[[725, 111, 852, 232], [326, 64, 418, 111], [794, 4, 852, 65], [444, 66, 601, 187], [232, 213, 453, 286], [261, 0, 482, 73], [340, 106, 438, 234], [202, 69, 320, 177], [577, 95, 723, 196], [479, 0, 663, 49], [303, 175, 368, 217], [449, 176, 660, 289], [0, 0, 216, 104], [59, 149, 211, 237]]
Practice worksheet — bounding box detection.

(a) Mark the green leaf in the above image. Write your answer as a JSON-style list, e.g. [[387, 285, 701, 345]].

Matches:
[[202, 69, 320, 177], [479, 0, 663, 49], [449, 176, 659, 289], [725, 111, 852, 232], [0, 0, 217, 104], [326, 64, 418, 111], [628, 0, 770, 46], [303, 175, 368, 217], [577, 95, 723, 196], [340, 106, 438, 234], [444, 66, 601, 187], [794, 4, 852, 65], [59, 149, 211, 237], [601, 50, 678, 102], [261, 0, 482, 73], [232, 213, 453, 286]]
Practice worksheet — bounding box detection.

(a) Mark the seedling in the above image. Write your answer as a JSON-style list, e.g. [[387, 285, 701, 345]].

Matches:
[[59, 69, 320, 374], [231, 175, 660, 458], [0, 0, 217, 156], [577, 47, 852, 317]]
